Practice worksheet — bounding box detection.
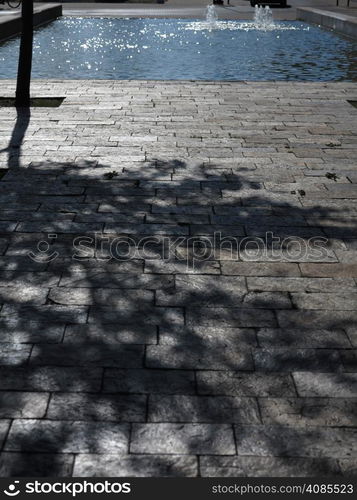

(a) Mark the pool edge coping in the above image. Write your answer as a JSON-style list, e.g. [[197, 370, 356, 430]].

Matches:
[[0, 3, 62, 43], [297, 7, 357, 40]]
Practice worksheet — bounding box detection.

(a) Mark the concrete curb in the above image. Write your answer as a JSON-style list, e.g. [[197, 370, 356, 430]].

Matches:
[[0, 3, 62, 43], [297, 7, 357, 39]]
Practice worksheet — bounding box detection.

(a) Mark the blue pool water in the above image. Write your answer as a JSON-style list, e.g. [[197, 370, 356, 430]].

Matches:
[[0, 17, 356, 81]]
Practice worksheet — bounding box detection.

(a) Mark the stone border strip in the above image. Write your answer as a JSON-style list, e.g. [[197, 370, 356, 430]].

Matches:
[[297, 7, 357, 39], [0, 3, 62, 43]]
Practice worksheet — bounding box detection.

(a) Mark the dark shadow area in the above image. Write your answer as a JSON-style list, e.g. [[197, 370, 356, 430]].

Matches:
[[0, 106, 30, 168]]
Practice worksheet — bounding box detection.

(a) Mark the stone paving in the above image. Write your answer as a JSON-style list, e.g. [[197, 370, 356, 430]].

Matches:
[[0, 80, 356, 476]]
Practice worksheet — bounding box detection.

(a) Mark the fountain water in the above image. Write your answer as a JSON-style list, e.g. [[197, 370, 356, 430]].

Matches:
[[186, 2, 287, 32], [206, 4, 219, 28], [253, 6, 275, 30]]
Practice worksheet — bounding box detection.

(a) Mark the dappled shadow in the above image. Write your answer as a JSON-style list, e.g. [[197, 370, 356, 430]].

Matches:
[[0, 102, 356, 477]]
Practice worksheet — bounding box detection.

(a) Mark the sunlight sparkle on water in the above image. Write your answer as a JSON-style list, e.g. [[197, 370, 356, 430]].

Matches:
[[0, 17, 354, 81]]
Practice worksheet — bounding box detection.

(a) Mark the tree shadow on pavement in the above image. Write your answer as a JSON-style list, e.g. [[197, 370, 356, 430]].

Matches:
[[0, 109, 356, 477]]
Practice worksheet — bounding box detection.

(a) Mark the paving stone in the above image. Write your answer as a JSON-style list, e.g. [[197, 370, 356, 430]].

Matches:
[[98, 201, 151, 213], [75, 213, 145, 224], [146, 345, 253, 370], [176, 274, 247, 293], [156, 289, 290, 308], [149, 395, 260, 424], [221, 262, 300, 277], [0, 452, 74, 477], [200, 456, 341, 477], [49, 258, 143, 275], [334, 250, 357, 264], [0, 366, 102, 392], [15, 222, 103, 234], [0, 305, 89, 324], [64, 324, 157, 344], [190, 224, 245, 237], [293, 372, 357, 398], [146, 214, 209, 225], [235, 425, 357, 458], [253, 348, 343, 372], [0, 344, 32, 366], [47, 393, 146, 422], [291, 293, 357, 311], [73, 454, 198, 477], [257, 328, 351, 348], [130, 423, 236, 455], [158, 326, 256, 347], [5, 420, 130, 453], [211, 215, 306, 226], [151, 204, 212, 215], [300, 264, 357, 278], [105, 223, 189, 236], [103, 369, 195, 395], [0, 183, 83, 196], [86, 186, 153, 197], [30, 344, 144, 368], [0, 285, 48, 305], [0, 271, 60, 287], [59, 273, 174, 290], [0, 211, 75, 223], [247, 277, 357, 292], [242, 292, 292, 309], [49, 288, 154, 307], [259, 398, 357, 427], [238, 247, 337, 264], [196, 371, 296, 397], [145, 260, 220, 274], [277, 310, 357, 330], [88, 305, 184, 326], [0, 256, 48, 272], [245, 225, 325, 239], [0, 392, 49, 419], [0, 319, 64, 343], [186, 307, 276, 328]]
